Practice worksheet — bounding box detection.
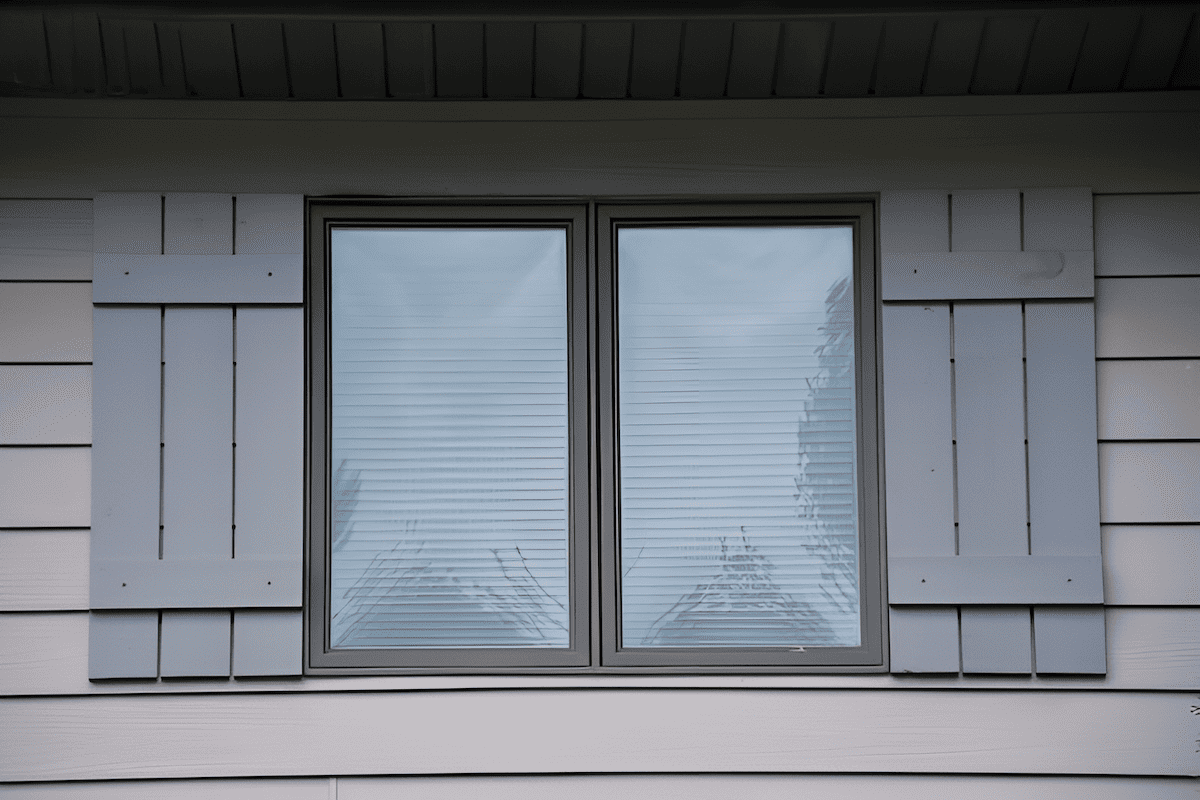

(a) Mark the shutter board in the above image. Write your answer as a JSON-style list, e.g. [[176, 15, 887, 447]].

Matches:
[[233, 609, 302, 677], [882, 187, 1103, 676], [888, 607, 959, 673], [163, 307, 232, 561], [90, 193, 304, 680]]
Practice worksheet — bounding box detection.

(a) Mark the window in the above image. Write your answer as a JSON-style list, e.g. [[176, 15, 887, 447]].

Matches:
[[307, 200, 882, 673]]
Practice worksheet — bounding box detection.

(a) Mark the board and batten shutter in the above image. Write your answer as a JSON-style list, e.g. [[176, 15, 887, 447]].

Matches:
[[881, 188, 1106, 674], [89, 193, 304, 679]]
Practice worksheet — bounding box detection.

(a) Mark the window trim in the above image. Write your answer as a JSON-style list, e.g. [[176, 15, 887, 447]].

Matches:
[[305, 198, 886, 675]]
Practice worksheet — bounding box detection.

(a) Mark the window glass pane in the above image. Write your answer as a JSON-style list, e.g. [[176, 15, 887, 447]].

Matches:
[[617, 226, 860, 648], [330, 228, 570, 649]]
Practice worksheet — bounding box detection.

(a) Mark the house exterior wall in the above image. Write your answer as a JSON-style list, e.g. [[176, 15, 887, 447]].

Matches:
[[1, 92, 1198, 797]]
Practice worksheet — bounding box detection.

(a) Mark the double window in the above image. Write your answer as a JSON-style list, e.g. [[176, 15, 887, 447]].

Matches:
[[307, 200, 882, 673]]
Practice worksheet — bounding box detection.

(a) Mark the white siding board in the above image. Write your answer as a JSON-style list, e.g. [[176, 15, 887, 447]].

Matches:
[[0, 365, 90, 444], [0, 283, 92, 362], [336, 774, 1200, 800], [1103, 526, 1200, 606], [950, 190, 1021, 251], [1095, 193, 1200, 276], [1100, 442, 1200, 524], [0, 779, 330, 800], [0, 199, 92, 280], [1097, 360, 1200, 440], [162, 307, 232, 561], [0, 530, 88, 611], [234, 307, 303, 563], [93, 193, 160, 255], [4, 608, 1196, 695], [1095, 277, 1200, 357], [0, 448, 89, 528], [164, 193, 232, 255], [1, 690, 1195, 780]]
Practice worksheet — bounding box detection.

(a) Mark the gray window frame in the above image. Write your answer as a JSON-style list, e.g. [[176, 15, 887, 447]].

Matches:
[[306, 198, 885, 675]]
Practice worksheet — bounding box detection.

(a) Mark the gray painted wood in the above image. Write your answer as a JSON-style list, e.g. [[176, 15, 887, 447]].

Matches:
[[232, 21, 289, 100], [87, 610, 157, 680], [434, 23, 483, 98], [725, 21, 780, 99], [164, 193, 231, 256], [822, 19, 883, 97], [91, 557, 299, 609], [875, 17, 936, 97], [1021, 16, 1088, 94], [881, 251, 1094, 301], [889, 556, 1102, 604], [282, 21, 338, 100], [160, 610, 231, 678], [880, 304, 955, 557], [1098, 360, 1200, 440], [92, 254, 302, 303], [0, 365, 90, 444], [1096, 277, 1200, 357], [1094, 194, 1200, 276], [580, 22, 631, 99], [4, 608, 1196, 695], [335, 23, 387, 100], [338, 775, 1200, 800], [234, 308, 302, 563], [235, 195, 303, 256], [888, 607, 959, 673], [0, 530, 89, 611], [1023, 187, 1094, 252], [628, 21, 681, 99], [953, 303, 1027, 555], [486, 23, 534, 99], [880, 190, 948, 253], [1100, 442, 1200, 524], [1035, 607, 1106, 674], [3, 691, 1194, 780], [0, 199, 92, 280], [924, 18, 984, 96], [970, 17, 1036, 95], [0, 448, 89, 528], [774, 20, 830, 97], [960, 607, 1032, 674], [233, 610, 302, 677], [162, 307, 231, 561], [1025, 302, 1101, 555], [1125, 11, 1195, 90], [384, 23, 435, 99], [90, 307, 158, 575], [1103, 526, 1200, 606], [0, 283, 91, 362], [93, 192, 160, 254], [950, 190, 1021, 251], [534, 23, 582, 99], [678, 21, 733, 99]]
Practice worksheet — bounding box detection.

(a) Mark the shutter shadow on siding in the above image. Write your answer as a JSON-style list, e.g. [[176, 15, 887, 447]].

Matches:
[[881, 187, 1104, 675], [89, 192, 304, 680]]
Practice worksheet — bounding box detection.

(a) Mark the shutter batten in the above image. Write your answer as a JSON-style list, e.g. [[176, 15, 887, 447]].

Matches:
[[89, 192, 304, 680]]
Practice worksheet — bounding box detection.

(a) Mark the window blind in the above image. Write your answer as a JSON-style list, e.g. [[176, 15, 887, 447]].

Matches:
[[329, 228, 571, 649], [616, 226, 860, 648]]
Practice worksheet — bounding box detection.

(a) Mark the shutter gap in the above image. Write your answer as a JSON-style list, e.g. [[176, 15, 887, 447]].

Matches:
[[955, 606, 964, 675], [231, 306, 237, 560], [1028, 606, 1038, 675], [156, 610, 163, 680]]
